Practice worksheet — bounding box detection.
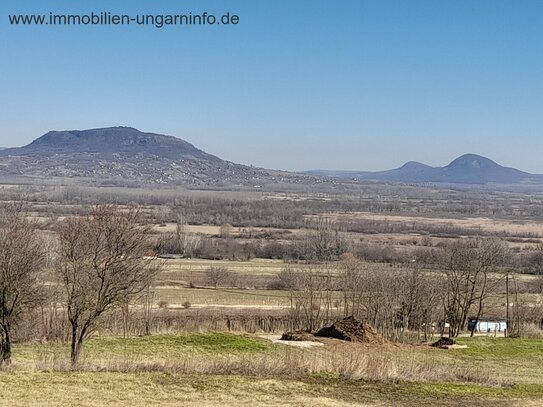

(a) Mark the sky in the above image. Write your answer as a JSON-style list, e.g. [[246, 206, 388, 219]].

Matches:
[[1, 1, 543, 172]]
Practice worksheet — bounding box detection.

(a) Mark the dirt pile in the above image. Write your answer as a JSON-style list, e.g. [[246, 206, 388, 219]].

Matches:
[[281, 331, 315, 341], [431, 337, 455, 348], [314, 316, 383, 344]]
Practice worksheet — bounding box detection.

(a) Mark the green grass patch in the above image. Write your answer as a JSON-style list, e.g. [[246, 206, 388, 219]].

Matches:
[[412, 336, 543, 385], [1, 372, 541, 407], [13, 332, 274, 366], [454, 337, 543, 358], [85, 332, 272, 356], [8, 334, 543, 405], [403, 381, 543, 399]]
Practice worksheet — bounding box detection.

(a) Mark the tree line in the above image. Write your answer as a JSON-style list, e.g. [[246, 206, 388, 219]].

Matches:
[[276, 240, 542, 340]]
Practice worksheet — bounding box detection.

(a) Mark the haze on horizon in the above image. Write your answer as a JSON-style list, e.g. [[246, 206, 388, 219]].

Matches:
[[1, 1, 543, 173]]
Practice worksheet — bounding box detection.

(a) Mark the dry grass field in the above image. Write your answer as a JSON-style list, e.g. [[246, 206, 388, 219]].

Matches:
[[155, 287, 291, 308], [2, 333, 543, 406], [154, 258, 541, 310], [155, 258, 397, 309], [312, 212, 543, 237], [152, 223, 301, 236], [160, 258, 288, 275], [3, 373, 543, 407]]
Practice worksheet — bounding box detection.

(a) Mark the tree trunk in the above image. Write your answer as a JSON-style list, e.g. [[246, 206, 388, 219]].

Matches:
[[470, 299, 484, 337], [0, 329, 12, 367], [70, 334, 81, 367], [70, 321, 85, 367], [122, 302, 129, 338]]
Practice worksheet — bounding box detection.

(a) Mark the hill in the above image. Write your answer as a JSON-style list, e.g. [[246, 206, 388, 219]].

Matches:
[[307, 154, 543, 185], [0, 127, 314, 188], [3, 129, 540, 187]]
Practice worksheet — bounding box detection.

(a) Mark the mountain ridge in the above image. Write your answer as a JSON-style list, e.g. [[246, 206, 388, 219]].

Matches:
[[20, 126, 218, 162], [1, 128, 541, 186], [307, 154, 543, 185], [0, 127, 313, 187]]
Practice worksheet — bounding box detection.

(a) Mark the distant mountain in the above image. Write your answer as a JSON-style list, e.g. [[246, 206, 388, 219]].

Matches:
[[307, 154, 543, 185], [0, 127, 314, 187], [25, 127, 210, 160], [3, 130, 539, 187]]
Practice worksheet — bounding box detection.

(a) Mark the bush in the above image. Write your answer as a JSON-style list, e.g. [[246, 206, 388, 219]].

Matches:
[[519, 323, 543, 338]]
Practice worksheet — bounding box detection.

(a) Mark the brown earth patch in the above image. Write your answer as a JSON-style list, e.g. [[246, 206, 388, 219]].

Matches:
[[314, 316, 384, 344]]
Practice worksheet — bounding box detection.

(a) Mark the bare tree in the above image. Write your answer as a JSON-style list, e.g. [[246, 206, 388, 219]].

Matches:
[[157, 214, 201, 257], [299, 218, 348, 261], [336, 254, 445, 341], [206, 266, 230, 289], [174, 214, 201, 257], [395, 260, 444, 341], [338, 253, 366, 318], [0, 203, 45, 367], [55, 206, 158, 366], [468, 239, 509, 336], [219, 224, 233, 239], [527, 243, 543, 276], [282, 263, 335, 332], [440, 238, 508, 337], [141, 285, 156, 336]]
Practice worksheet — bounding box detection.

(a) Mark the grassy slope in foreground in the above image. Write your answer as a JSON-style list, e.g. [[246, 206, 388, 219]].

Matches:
[[1, 373, 542, 407], [2, 333, 543, 406]]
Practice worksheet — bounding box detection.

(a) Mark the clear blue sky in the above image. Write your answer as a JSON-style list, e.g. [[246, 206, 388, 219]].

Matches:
[[1, 1, 543, 172]]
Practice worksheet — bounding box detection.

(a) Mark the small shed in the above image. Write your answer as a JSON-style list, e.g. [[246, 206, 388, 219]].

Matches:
[[467, 318, 507, 333]]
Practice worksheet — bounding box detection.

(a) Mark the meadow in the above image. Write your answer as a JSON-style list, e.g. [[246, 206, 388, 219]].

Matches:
[[2, 333, 543, 406]]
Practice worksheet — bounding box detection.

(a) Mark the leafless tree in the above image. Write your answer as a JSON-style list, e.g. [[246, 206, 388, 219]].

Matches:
[[335, 253, 445, 341], [174, 214, 201, 257], [298, 218, 348, 261], [206, 266, 231, 289], [527, 243, 543, 276], [55, 206, 158, 366], [395, 260, 444, 340], [468, 239, 509, 336], [144, 285, 157, 336], [157, 214, 201, 257], [282, 263, 335, 331], [219, 224, 233, 238], [337, 253, 366, 318], [0, 203, 45, 367], [440, 238, 508, 337]]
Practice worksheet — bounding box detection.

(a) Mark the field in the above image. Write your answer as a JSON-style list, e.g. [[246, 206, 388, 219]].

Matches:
[[2, 185, 543, 406], [3, 373, 543, 407], [154, 258, 541, 312], [312, 212, 543, 236], [161, 258, 287, 273], [156, 258, 295, 308], [155, 287, 291, 309], [153, 223, 301, 236], [2, 333, 543, 406]]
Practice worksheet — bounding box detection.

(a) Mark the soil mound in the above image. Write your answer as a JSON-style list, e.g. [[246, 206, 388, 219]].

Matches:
[[431, 337, 455, 348], [314, 316, 383, 344], [281, 331, 315, 341]]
